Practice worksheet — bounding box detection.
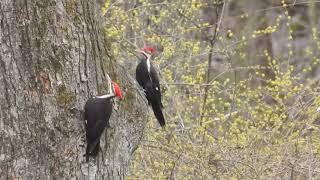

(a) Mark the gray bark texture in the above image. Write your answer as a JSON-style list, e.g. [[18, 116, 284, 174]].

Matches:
[[0, 0, 147, 179]]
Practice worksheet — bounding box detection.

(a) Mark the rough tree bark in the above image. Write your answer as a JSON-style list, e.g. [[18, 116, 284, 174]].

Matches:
[[0, 0, 147, 179]]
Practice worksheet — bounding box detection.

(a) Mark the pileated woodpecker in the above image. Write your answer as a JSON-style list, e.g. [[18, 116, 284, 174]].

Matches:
[[136, 46, 166, 127], [84, 80, 123, 162]]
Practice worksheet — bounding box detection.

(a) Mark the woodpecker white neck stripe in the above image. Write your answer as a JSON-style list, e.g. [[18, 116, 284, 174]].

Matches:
[[146, 58, 151, 73], [95, 93, 114, 99], [141, 51, 152, 74], [106, 74, 112, 95]]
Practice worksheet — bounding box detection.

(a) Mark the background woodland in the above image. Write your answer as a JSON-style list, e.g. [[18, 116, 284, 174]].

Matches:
[[102, 0, 320, 179], [1, 0, 320, 179]]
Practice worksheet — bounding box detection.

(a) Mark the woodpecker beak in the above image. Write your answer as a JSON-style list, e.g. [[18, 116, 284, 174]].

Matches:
[[135, 49, 143, 53]]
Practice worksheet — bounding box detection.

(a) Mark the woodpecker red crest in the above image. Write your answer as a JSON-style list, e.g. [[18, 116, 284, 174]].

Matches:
[[111, 81, 123, 99], [141, 46, 156, 54]]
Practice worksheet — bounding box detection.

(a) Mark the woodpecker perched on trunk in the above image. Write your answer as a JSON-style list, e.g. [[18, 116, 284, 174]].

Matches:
[[136, 46, 165, 127], [84, 80, 123, 162]]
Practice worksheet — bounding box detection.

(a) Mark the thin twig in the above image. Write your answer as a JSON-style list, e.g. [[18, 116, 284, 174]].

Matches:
[[200, 0, 227, 124]]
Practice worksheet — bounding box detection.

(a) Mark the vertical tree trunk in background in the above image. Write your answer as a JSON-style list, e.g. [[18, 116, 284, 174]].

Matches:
[[245, 0, 275, 81], [0, 0, 147, 179]]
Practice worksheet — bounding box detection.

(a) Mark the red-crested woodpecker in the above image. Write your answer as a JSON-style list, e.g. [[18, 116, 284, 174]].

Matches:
[[84, 80, 123, 161], [136, 46, 165, 127]]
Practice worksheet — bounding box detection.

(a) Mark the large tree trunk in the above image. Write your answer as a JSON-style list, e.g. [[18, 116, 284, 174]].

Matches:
[[0, 0, 147, 179]]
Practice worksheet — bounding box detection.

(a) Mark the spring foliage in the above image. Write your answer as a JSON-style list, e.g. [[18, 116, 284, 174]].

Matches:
[[102, 0, 320, 179]]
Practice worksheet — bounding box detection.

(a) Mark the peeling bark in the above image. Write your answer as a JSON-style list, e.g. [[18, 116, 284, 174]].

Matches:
[[0, 0, 147, 179]]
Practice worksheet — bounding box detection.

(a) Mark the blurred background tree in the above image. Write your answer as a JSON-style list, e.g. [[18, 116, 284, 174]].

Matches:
[[101, 0, 320, 179]]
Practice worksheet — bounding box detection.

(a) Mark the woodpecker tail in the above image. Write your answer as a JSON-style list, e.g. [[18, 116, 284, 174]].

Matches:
[[145, 83, 166, 128], [85, 139, 100, 162], [151, 102, 166, 128]]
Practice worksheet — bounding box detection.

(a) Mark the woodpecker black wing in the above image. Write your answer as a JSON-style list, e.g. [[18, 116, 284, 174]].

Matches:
[[84, 97, 113, 161], [136, 61, 153, 103], [136, 61, 163, 105], [149, 64, 163, 108], [136, 62, 147, 88]]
